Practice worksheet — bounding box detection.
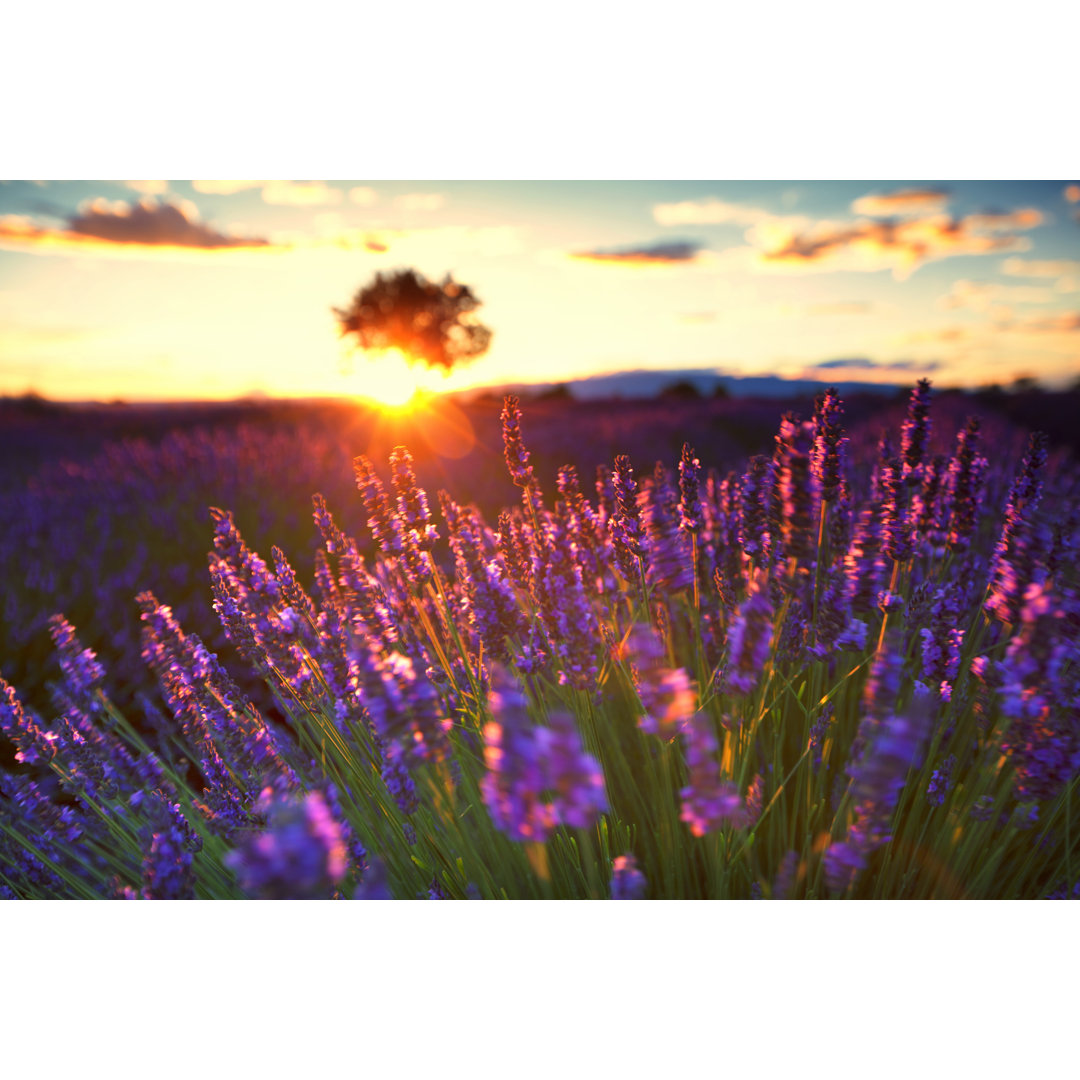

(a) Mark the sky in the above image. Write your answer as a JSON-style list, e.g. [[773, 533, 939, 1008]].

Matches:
[[1, 179, 1078, 404]]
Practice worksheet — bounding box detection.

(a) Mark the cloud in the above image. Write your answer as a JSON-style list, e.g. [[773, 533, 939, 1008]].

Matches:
[[938, 279, 1055, 310], [679, 311, 717, 324], [757, 212, 1037, 279], [393, 192, 445, 212], [349, 186, 378, 206], [1002, 256, 1080, 278], [1065, 185, 1080, 203], [851, 188, 950, 217], [964, 208, 1044, 231], [261, 181, 342, 206], [191, 180, 265, 195], [0, 198, 275, 258], [125, 179, 169, 196], [570, 239, 705, 265], [811, 356, 943, 374], [653, 198, 776, 227]]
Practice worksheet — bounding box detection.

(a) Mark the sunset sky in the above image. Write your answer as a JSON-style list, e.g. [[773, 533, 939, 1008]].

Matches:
[[1, 179, 1078, 403]]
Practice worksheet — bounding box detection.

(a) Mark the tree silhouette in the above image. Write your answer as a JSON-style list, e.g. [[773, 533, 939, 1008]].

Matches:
[[333, 268, 492, 373]]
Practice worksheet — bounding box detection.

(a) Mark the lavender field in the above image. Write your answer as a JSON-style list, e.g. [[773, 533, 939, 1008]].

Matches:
[[1, 384, 1078, 899]]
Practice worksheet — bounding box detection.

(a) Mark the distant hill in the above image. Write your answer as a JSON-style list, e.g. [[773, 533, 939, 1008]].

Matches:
[[458, 368, 913, 402]]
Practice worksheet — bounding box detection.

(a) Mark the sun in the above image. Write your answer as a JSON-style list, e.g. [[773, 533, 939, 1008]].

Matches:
[[355, 348, 443, 410]]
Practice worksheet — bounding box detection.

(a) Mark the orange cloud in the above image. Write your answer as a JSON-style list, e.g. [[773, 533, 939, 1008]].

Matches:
[[262, 180, 343, 206], [0, 198, 276, 258], [1065, 185, 1080, 203], [349, 186, 378, 206], [570, 240, 705, 265], [965, 208, 1044, 231], [758, 213, 1035, 279], [851, 188, 950, 216]]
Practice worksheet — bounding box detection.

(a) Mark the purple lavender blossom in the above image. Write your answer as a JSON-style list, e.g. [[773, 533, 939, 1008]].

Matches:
[[610, 453, 649, 581], [390, 445, 439, 551], [900, 378, 933, 482], [812, 386, 848, 505], [724, 573, 774, 696], [845, 505, 887, 615], [773, 850, 801, 900], [139, 794, 201, 900], [610, 854, 647, 899], [774, 414, 817, 568], [0, 677, 57, 766], [926, 754, 956, 808], [945, 417, 986, 554], [678, 443, 703, 534], [998, 581, 1080, 803], [879, 456, 913, 563], [738, 455, 772, 562], [641, 463, 693, 594], [442, 493, 526, 664], [622, 624, 697, 738], [226, 789, 348, 900], [47, 614, 106, 706], [481, 669, 607, 842], [830, 701, 933, 892], [353, 456, 405, 556], [679, 712, 751, 836], [501, 394, 534, 489], [985, 432, 1049, 625]]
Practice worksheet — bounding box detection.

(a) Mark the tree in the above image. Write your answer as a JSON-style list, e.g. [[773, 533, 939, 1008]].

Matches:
[[333, 268, 492, 373]]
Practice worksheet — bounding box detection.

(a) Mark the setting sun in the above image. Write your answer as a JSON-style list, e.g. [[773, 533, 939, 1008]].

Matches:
[[353, 348, 446, 409]]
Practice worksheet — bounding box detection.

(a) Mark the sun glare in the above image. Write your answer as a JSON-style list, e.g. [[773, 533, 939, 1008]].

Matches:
[[356, 348, 445, 410]]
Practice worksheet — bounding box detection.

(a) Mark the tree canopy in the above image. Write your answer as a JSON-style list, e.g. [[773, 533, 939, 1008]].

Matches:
[[333, 268, 492, 373]]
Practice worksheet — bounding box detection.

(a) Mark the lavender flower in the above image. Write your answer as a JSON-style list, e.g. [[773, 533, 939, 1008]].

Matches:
[[641, 463, 693, 594], [610, 854, 647, 899], [945, 417, 986, 554], [879, 456, 913, 563], [724, 573, 774, 696], [622, 625, 696, 738], [985, 432, 1049, 625], [481, 669, 607, 842], [738, 455, 772, 561], [0, 677, 57, 766], [774, 415, 817, 568], [47, 614, 106, 708], [900, 378, 933, 481], [829, 701, 933, 892], [678, 443, 703, 534], [926, 754, 956, 808], [812, 387, 848, 505], [390, 445, 439, 551], [226, 789, 348, 900], [138, 793, 201, 900], [610, 453, 648, 581], [353, 456, 405, 556], [679, 712, 751, 836], [501, 394, 534, 489]]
